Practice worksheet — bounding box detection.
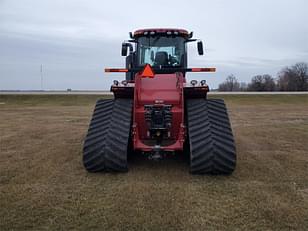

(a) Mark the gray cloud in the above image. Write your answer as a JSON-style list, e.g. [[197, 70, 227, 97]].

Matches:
[[1, 0, 308, 90]]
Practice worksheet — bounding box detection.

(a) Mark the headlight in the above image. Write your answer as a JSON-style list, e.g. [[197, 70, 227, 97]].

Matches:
[[113, 80, 119, 86], [190, 80, 198, 86], [121, 80, 128, 86]]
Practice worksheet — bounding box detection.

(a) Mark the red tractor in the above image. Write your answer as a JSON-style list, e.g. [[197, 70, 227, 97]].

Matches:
[[83, 28, 236, 174]]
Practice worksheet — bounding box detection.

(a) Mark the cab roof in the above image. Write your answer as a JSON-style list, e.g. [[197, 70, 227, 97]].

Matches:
[[133, 28, 191, 38]]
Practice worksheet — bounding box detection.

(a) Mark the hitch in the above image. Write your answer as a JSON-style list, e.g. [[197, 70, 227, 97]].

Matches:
[[149, 145, 163, 161]]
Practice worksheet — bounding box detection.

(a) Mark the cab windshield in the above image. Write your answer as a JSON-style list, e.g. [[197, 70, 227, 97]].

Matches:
[[137, 36, 185, 67]]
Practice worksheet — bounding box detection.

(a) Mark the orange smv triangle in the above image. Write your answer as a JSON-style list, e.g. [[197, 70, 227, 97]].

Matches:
[[141, 64, 155, 78]]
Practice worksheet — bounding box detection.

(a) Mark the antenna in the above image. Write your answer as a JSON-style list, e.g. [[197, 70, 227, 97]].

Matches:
[[40, 64, 43, 90]]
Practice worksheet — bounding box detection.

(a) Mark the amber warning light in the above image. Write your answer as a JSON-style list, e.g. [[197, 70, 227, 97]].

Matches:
[[190, 68, 216, 72], [105, 68, 128, 72]]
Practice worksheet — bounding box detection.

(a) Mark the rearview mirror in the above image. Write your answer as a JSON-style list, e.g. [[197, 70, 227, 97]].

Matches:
[[121, 43, 128, 56], [197, 41, 204, 55]]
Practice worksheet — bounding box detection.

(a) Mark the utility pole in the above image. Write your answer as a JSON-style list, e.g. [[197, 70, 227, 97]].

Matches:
[[40, 64, 43, 91]]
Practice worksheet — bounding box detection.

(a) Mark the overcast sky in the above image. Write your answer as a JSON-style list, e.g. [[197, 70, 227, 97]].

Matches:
[[1, 0, 308, 90]]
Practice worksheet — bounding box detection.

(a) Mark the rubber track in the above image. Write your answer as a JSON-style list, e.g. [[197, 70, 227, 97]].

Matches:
[[83, 98, 133, 172], [104, 99, 133, 172], [186, 99, 236, 174], [83, 99, 114, 172]]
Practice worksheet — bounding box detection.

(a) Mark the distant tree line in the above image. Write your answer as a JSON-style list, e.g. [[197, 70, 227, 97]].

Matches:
[[218, 62, 308, 91]]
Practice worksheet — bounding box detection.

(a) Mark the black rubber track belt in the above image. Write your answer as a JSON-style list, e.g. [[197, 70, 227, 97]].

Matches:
[[83, 98, 133, 172], [83, 99, 114, 172], [186, 99, 236, 174], [104, 99, 133, 172]]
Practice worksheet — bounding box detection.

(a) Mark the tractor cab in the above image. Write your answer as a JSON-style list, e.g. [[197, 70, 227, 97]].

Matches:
[[121, 28, 204, 79]]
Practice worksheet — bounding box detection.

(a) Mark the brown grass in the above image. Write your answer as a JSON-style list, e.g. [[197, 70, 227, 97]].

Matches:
[[0, 95, 308, 230]]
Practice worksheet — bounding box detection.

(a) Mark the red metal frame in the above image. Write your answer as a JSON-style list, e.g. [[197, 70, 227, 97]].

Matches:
[[107, 68, 212, 153], [132, 71, 185, 152]]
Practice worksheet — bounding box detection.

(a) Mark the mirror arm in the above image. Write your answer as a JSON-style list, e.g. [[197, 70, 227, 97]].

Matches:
[[185, 39, 197, 43], [129, 32, 133, 39]]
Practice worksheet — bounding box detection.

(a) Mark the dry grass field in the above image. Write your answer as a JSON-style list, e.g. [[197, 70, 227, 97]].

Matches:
[[0, 94, 308, 230]]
